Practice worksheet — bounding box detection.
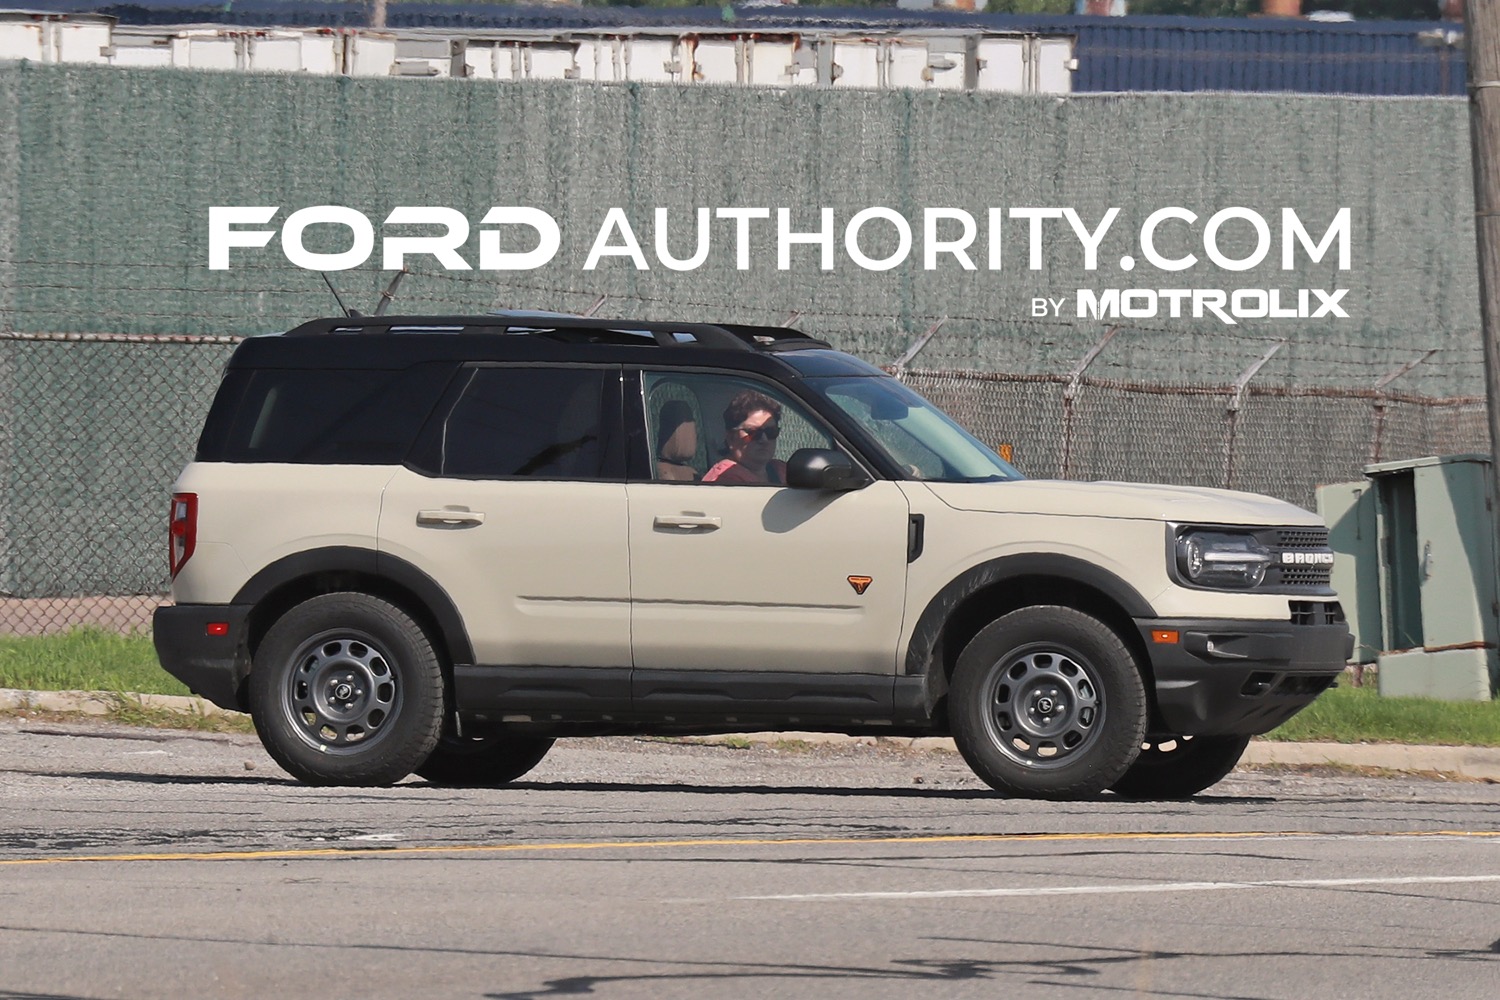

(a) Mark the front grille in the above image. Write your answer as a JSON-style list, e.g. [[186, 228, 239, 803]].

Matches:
[[1276, 527, 1330, 549], [1290, 600, 1345, 626], [1273, 564, 1333, 587], [1262, 525, 1334, 592]]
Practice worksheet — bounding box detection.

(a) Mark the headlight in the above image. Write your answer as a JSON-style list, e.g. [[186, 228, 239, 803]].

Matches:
[[1175, 530, 1272, 590]]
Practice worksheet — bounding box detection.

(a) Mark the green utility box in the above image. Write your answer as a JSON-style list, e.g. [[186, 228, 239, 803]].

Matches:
[[1315, 480, 1382, 665], [1362, 454, 1500, 701]]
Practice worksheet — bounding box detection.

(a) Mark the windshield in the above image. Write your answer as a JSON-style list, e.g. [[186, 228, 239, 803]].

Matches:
[[809, 376, 1023, 483]]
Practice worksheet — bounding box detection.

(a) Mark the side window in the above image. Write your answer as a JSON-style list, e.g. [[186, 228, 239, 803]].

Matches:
[[438, 367, 611, 479], [642, 372, 836, 485], [200, 364, 451, 464]]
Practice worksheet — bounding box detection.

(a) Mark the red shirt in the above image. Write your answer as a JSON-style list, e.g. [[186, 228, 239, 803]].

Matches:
[[702, 459, 787, 484]]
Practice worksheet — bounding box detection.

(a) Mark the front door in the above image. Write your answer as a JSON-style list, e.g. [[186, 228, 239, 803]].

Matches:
[[628, 372, 911, 680]]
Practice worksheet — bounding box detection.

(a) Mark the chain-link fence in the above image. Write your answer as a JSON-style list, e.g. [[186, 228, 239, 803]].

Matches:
[[899, 369, 1489, 506], [0, 333, 237, 635], [1, 328, 1489, 637]]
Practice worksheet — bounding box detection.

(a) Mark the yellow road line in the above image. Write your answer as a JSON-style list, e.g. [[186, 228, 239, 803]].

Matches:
[[1, 828, 1497, 867]]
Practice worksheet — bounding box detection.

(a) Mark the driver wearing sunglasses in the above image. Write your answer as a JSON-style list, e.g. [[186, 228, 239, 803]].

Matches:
[[702, 389, 788, 485]]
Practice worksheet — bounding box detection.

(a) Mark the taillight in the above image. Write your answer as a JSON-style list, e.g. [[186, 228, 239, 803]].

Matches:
[[169, 492, 197, 579]]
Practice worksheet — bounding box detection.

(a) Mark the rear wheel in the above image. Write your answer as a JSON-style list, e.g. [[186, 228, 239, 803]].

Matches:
[[249, 593, 444, 786], [1108, 734, 1251, 800], [417, 733, 556, 787], [950, 606, 1147, 800]]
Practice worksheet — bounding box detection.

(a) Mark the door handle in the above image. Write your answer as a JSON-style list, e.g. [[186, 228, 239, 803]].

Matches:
[[653, 514, 721, 532], [417, 508, 486, 527]]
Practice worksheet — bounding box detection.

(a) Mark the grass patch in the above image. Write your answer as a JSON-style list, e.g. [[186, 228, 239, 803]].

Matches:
[[764, 739, 819, 753], [1264, 682, 1500, 747], [105, 699, 254, 734], [0, 628, 189, 696]]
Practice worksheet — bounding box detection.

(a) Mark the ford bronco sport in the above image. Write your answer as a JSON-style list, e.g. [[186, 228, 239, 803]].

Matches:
[[154, 315, 1351, 799]]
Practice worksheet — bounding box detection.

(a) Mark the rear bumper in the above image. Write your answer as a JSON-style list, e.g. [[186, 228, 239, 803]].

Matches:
[[1137, 618, 1353, 736], [153, 604, 253, 712]]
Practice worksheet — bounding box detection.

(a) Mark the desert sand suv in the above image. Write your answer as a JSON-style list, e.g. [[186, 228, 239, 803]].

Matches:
[[155, 314, 1351, 799]]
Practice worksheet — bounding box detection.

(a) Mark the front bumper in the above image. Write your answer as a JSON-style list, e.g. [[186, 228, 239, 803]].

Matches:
[[1136, 617, 1352, 736], [153, 604, 253, 711]]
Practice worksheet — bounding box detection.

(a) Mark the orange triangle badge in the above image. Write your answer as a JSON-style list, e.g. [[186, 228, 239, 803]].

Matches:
[[847, 576, 873, 596]]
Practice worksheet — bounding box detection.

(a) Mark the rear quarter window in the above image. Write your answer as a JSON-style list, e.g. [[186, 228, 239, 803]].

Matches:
[[196, 363, 453, 464]]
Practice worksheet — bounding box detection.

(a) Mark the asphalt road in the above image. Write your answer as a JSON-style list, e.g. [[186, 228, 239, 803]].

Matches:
[[1, 718, 1498, 1000]]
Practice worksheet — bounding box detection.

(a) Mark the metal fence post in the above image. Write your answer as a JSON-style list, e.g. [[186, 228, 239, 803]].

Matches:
[[890, 317, 947, 381], [1223, 340, 1285, 490], [1367, 350, 1439, 464], [1059, 327, 1117, 479]]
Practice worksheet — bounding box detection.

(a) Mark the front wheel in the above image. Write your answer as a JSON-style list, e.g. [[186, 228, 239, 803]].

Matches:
[[1108, 734, 1251, 800], [249, 592, 444, 786], [949, 606, 1147, 800], [417, 733, 556, 787]]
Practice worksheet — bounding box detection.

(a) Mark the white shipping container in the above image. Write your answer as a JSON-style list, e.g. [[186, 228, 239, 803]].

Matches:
[[524, 44, 577, 82], [831, 40, 883, 89], [976, 37, 1027, 93], [0, 16, 111, 65], [55, 21, 110, 63], [346, 33, 396, 77], [6, 17, 1073, 92], [757, 39, 808, 86], [245, 36, 304, 73], [623, 37, 678, 84], [0, 23, 48, 62], [462, 41, 501, 80], [297, 34, 341, 76], [692, 38, 738, 85], [1037, 36, 1075, 93], [185, 36, 238, 71]]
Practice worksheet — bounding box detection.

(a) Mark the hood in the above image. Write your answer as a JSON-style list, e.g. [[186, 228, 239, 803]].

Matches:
[[925, 479, 1322, 526]]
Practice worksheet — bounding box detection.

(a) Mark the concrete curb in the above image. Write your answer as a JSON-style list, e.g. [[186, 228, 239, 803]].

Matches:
[[1239, 739, 1500, 781], [0, 688, 243, 719], [4, 688, 1499, 781]]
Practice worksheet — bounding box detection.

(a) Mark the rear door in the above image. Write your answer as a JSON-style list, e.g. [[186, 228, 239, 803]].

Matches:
[[378, 364, 631, 674]]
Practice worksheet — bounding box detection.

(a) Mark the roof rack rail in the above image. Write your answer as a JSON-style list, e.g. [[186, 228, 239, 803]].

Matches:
[[281, 315, 832, 351]]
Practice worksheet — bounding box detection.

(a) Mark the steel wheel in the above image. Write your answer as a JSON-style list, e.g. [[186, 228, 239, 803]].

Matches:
[[951, 605, 1146, 799], [980, 645, 1104, 769], [250, 592, 444, 786], [282, 632, 401, 752]]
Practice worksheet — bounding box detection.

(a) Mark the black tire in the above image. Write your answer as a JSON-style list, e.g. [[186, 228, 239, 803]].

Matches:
[[416, 733, 556, 787], [249, 592, 444, 786], [1108, 734, 1251, 800], [950, 606, 1147, 800]]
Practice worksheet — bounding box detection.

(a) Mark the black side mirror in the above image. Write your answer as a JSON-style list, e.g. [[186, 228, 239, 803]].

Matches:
[[785, 448, 870, 491]]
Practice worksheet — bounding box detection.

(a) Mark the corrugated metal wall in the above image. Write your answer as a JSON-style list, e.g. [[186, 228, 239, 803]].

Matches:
[[1062, 17, 1465, 95], [14, 3, 1472, 95]]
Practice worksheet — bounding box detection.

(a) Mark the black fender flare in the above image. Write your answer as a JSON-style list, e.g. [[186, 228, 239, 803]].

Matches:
[[903, 552, 1157, 677], [232, 546, 474, 665]]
